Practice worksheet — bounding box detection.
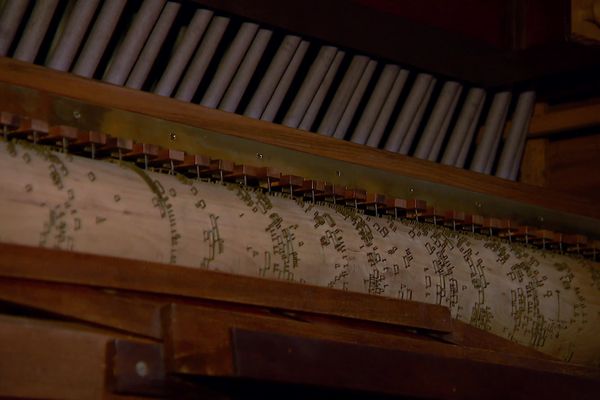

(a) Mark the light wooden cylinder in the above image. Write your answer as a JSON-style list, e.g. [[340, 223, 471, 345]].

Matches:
[[0, 141, 598, 366]]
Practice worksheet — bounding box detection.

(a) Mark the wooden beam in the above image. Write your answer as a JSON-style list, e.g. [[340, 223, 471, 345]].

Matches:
[[0, 243, 452, 333]]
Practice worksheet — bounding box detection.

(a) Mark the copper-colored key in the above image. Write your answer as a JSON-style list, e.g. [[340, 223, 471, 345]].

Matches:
[[9, 118, 49, 142], [497, 219, 520, 240], [531, 229, 558, 249], [98, 136, 134, 159], [323, 184, 346, 204], [385, 198, 408, 218], [278, 174, 304, 195], [364, 193, 386, 215], [0, 112, 19, 133], [343, 188, 367, 208], [225, 164, 261, 185], [202, 159, 235, 182], [149, 148, 185, 172], [583, 240, 600, 260], [563, 234, 588, 253], [513, 226, 539, 245], [256, 167, 281, 192], [444, 210, 465, 230], [481, 217, 503, 235], [462, 214, 484, 232], [38, 125, 79, 150], [122, 143, 160, 168], [423, 206, 445, 225], [175, 154, 211, 177], [297, 179, 326, 201], [70, 130, 107, 158], [405, 199, 427, 220]]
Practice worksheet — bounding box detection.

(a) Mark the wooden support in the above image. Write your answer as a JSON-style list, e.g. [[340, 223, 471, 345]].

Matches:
[[0, 243, 452, 333], [160, 303, 600, 398], [0, 315, 139, 399]]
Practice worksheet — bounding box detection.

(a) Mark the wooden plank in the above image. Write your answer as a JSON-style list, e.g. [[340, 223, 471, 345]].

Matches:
[[162, 303, 448, 376], [0, 315, 124, 399], [546, 133, 600, 203], [0, 58, 597, 220], [519, 138, 548, 186], [107, 339, 168, 397], [162, 303, 598, 381], [0, 243, 452, 333], [231, 329, 600, 399], [528, 99, 600, 136], [0, 277, 164, 339], [444, 320, 556, 361]]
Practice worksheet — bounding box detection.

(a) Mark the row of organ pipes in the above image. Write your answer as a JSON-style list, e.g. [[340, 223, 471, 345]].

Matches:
[[0, 0, 535, 181]]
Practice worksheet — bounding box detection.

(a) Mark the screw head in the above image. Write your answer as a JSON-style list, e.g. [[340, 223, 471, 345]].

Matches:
[[336, 170, 342, 177], [169, 132, 176, 141], [256, 153, 263, 159], [72, 110, 81, 120], [475, 202, 482, 208], [135, 361, 148, 377]]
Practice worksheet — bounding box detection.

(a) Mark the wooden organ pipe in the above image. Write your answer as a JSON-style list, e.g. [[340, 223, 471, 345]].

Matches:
[[496, 91, 536, 180], [201, 22, 259, 108], [283, 45, 337, 128], [13, 0, 59, 63], [332, 59, 377, 139], [299, 49, 345, 131], [244, 35, 302, 119], [45, 0, 100, 72], [260, 39, 310, 122], [103, 0, 165, 86], [153, 8, 213, 96], [441, 88, 486, 167], [0, 139, 598, 367], [71, 0, 127, 78], [470, 91, 512, 174], [174, 15, 229, 101], [125, 2, 182, 90], [0, 0, 28, 56]]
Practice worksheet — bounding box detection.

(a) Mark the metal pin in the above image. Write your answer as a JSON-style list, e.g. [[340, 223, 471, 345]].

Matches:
[[220, 169, 224, 184], [62, 137, 68, 153], [433, 215, 437, 226], [170, 159, 175, 175], [374, 203, 378, 218], [394, 207, 398, 219], [196, 165, 200, 181], [243, 174, 248, 186], [289, 183, 293, 197], [489, 227, 492, 237], [452, 220, 456, 232], [144, 154, 148, 170], [91, 143, 96, 159], [267, 176, 272, 193], [354, 198, 358, 211], [118, 148, 123, 163], [415, 208, 419, 223], [311, 189, 315, 204]]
